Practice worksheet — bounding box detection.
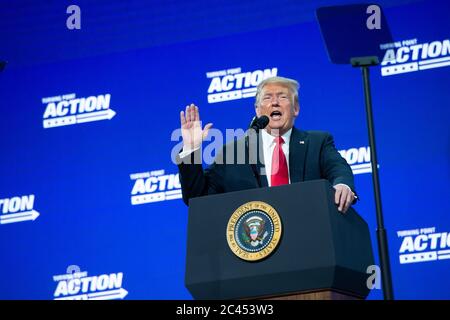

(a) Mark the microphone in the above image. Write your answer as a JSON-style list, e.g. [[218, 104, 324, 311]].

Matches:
[[246, 115, 269, 188], [249, 115, 269, 132]]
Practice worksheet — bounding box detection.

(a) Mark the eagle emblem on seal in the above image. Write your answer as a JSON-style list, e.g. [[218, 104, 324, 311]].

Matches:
[[242, 216, 269, 247]]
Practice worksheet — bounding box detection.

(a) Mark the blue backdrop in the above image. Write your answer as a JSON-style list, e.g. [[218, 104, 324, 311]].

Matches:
[[0, 0, 449, 299]]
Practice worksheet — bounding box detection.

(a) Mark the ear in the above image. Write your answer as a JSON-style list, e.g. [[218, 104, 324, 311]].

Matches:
[[293, 103, 300, 117], [255, 105, 261, 117]]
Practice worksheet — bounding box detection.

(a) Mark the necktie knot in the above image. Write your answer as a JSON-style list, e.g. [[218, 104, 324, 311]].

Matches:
[[274, 136, 284, 146]]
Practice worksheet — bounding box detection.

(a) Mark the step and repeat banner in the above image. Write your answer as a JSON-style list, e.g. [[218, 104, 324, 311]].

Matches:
[[0, 0, 449, 299]]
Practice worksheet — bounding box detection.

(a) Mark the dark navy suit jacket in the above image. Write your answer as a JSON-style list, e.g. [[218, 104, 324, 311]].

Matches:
[[177, 127, 356, 206]]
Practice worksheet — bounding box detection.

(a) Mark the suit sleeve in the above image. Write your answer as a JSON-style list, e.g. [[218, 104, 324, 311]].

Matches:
[[319, 133, 357, 194], [176, 148, 225, 206]]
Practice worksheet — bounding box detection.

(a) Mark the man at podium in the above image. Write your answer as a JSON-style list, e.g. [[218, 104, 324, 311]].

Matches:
[[176, 76, 357, 213]]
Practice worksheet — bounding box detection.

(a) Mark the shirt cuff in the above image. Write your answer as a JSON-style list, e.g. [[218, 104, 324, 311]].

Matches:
[[333, 183, 358, 200], [179, 146, 200, 159], [333, 183, 351, 191]]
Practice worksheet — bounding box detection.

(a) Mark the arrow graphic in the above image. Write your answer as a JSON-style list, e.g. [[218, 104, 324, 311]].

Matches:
[[0, 210, 40, 224], [76, 109, 116, 123], [351, 163, 372, 175], [88, 288, 128, 300], [54, 288, 128, 300], [43, 109, 116, 128]]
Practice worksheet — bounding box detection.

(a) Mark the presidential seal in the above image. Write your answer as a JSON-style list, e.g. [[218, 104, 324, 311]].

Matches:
[[226, 201, 282, 261]]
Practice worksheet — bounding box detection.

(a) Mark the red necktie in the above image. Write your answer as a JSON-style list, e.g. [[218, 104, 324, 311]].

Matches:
[[271, 136, 289, 186]]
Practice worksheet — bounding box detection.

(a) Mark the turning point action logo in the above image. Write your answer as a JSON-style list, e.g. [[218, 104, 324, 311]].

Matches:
[[398, 226, 450, 264], [53, 265, 128, 300], [206, 67, 278, 103], [381, 38, 450, 76], [0, 194, 40, 225], [42, 93, 116, 128], [130, 169, 182, 205], [338, 146, 371, 175]]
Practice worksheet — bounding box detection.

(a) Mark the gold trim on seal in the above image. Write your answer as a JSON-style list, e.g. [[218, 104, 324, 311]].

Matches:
[[226, 201, 282, 261]]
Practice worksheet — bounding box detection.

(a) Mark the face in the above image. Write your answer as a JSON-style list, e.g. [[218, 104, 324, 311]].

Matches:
[[256, 83, 299, 135]]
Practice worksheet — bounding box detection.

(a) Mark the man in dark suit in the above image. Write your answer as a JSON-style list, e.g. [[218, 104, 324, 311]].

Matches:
[[176, 76, 357, 213]]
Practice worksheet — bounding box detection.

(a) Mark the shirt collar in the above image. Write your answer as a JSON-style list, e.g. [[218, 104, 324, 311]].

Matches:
[[261, 127, 292, 147]]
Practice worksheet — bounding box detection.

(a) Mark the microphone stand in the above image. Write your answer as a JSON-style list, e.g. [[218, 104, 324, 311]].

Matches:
[[246, 117, 262, 188], [351, 56, 394, 300]]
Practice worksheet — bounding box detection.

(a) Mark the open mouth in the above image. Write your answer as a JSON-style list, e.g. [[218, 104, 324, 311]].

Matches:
[[270, 110, 282, 120]]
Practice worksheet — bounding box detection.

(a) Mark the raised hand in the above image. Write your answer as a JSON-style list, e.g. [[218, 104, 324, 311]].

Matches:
[[180, 103, 213, 151]]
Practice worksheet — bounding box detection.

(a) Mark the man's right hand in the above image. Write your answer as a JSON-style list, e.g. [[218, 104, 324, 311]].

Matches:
[[180, 103, 213, 151]]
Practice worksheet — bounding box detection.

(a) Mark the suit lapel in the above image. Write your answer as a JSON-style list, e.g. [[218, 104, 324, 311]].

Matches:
[[289, 127, 308, 183]]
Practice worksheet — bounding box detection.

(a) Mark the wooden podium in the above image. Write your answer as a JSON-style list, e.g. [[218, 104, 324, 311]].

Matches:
[[184, 180, 374, 300]]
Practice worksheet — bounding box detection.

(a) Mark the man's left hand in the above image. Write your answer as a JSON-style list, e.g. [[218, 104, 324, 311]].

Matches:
[[333, 184, 355, 214]]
